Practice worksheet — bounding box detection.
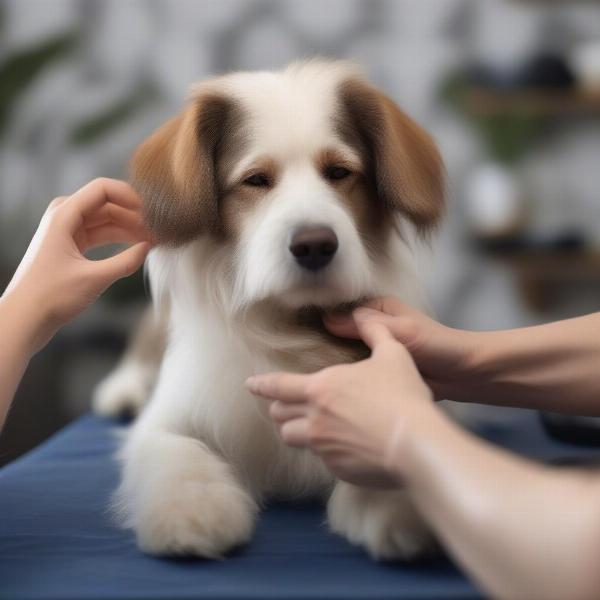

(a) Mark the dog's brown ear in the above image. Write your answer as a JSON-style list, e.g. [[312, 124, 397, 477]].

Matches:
[[130, 92, 236, 245], [338, 79, 445, 231]]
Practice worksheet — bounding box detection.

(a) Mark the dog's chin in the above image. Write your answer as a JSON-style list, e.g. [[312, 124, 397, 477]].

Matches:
[[274, 283, 368, 315]]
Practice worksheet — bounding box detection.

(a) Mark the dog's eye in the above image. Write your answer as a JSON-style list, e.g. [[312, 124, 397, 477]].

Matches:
[[325, 166, 351, 181], [243, 173, 270, 187]]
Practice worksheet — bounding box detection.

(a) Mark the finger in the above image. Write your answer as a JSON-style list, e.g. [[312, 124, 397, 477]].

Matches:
[[357, 318, 421, 374], [73, 221, 148, 252], [79, 225, 150, 252], [354, 315, 397, 350], [63, 179, 142, 232], [83, 202, 145, 231], [324, 310, 401, 339], [246, 372, 310, 402], [48, 196, 68, 210], [323, 297, 408, 338], [361, 296, 408, 316], [93, 241, 151, 284], [357, 308, 422, 348], [323, 310, 388, 341], [279, 418, 310, 447], [322, 311, 359, 339], [269, 400, 307, 424]]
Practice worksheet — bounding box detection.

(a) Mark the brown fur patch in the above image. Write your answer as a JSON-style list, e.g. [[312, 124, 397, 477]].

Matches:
[[236, 157, 279, 187], [130, 92, 246, 246], [218, 156, 279, 240], [314, 147, 362, 176], [314, 147, 395, 261], [340, 176, 395, 261], [336, 78, 445, 232]]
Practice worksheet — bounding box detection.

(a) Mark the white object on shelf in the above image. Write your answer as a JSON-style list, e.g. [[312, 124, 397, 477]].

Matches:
[[570, 41, 600, 91], [464, 163, 523, 238]]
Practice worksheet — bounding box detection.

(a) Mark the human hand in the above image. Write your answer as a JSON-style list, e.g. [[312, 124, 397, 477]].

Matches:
[[246, 318, 439, 488], [3, 178, 153, 353], [324, 298, 480, 401]]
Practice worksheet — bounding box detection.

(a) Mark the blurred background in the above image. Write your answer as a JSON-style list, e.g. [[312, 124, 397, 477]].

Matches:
[[1, 0, 600, 465]]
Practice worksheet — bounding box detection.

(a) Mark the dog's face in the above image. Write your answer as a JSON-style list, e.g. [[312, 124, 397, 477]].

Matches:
[[133, 61, 444, 312]]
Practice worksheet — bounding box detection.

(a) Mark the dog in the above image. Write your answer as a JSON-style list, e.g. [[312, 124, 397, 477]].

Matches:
[[93, 59, 445, 560]]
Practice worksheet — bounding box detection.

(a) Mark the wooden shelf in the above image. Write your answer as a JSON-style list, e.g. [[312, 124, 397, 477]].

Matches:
[[465, 87, 600, 116], [501, 250, 600, 278], [491, 249, 600, 310]]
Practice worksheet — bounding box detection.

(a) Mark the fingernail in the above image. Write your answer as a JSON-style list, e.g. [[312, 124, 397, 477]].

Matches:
[[245, 376, 259, 392]]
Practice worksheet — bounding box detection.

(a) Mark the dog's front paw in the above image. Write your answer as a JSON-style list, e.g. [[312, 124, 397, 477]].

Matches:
[[92, 362, 153, 419], [133, 477, 257, 558], [327, 482, 434, 561]]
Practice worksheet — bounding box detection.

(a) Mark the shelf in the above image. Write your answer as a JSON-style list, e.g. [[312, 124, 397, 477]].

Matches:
[[501, 250, 600, 278], [489, 249, 600, 310], [465, 87, 600, 116]]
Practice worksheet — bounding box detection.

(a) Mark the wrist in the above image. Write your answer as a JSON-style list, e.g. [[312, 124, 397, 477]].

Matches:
[[445, 329, 497, 403], [0, 286, 56, 355], [384, 401, 448, 485]]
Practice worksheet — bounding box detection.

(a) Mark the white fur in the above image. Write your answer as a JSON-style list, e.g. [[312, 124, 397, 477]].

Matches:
[[92, 360, 154, 418], [234, 166, 375, 311], [99, 61, 438, 559]]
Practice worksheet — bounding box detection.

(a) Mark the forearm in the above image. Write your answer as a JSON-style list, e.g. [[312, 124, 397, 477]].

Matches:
[[0, 293, 41, 430], [459, 313, 600, 414], [396, 409, 600, 600]]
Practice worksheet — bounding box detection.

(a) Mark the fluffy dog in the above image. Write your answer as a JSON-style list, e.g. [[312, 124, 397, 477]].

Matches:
[[93, 60, 445, 560]]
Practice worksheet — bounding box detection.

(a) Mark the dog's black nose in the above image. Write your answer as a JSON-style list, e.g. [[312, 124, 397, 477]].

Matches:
[[289, 226, 338, 271]]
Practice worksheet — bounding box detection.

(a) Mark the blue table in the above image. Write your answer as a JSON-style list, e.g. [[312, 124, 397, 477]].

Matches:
[[1, 412, 597, 600]]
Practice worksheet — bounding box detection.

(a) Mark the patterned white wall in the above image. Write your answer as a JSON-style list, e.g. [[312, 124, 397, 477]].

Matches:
[[1, 0, 600, 332]]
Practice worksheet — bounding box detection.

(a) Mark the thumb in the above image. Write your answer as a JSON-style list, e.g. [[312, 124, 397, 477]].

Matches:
[[324, 307, 396, 339], [354, 314, 397, 351], [323, 310, 360, 339], [94, 241, 151, 283], [355, 311, 418, 368], [354, 307, 421, 349]]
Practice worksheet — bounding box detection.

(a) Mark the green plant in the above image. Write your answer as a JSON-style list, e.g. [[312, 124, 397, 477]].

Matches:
[[440, 73, 545, 165], [0, 32, 78, 138]]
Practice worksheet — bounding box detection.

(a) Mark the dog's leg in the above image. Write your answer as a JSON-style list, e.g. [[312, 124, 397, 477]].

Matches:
[[327, 481, 434, 561], [116, 425, 257, 557], [93, 305, 167, 418]]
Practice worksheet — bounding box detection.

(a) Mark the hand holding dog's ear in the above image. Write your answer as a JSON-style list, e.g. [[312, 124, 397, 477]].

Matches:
[[3, 178, 153, 353]]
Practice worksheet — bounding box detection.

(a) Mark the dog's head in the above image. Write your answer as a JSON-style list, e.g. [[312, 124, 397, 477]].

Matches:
[[133, 61, 444, 313]]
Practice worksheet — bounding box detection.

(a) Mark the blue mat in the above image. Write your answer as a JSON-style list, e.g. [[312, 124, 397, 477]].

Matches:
[[1, 411, 597, 600]]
